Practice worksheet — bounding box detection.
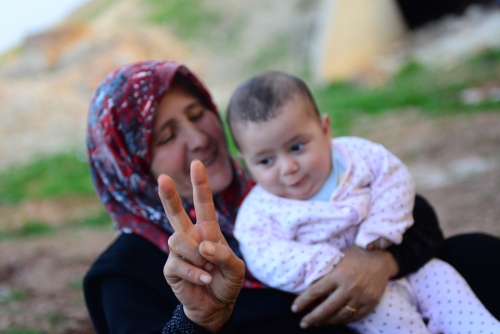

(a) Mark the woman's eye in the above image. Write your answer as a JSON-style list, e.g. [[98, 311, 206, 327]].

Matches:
[[157, 130, 175, 146], [290, 143, 304, 152], [158, 135, 173, 146], [189, 109, 205, 121]]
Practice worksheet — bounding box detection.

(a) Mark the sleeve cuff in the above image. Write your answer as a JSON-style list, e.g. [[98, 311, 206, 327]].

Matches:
[[163, 304, 235, 334]]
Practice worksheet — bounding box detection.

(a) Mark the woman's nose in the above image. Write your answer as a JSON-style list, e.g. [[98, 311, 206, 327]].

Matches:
[[281, 156, 299, 176], [184, 123, 209, 150]]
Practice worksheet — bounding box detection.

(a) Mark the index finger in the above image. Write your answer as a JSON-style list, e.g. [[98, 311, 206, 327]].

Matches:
[[190, 160, 220, 242], [299, 288, 349, 328], [158, 174, 193, 233]]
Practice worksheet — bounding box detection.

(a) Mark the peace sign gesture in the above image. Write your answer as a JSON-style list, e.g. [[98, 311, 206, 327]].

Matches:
[[159, 160, 245, 333]]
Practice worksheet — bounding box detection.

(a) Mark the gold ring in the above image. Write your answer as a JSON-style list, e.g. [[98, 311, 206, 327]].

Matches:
[[344, 305, 359, 317]]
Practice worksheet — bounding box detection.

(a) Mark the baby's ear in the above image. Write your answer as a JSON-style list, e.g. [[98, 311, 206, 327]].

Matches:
[[321, 114, 332, 138]]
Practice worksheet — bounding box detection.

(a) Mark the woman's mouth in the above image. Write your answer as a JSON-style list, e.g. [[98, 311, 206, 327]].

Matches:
[[200, 151, 218, 168]]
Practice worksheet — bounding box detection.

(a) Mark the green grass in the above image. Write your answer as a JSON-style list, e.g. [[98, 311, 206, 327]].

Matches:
[[17, 221, 54, 236], [0, 221, 55, 240], [222, 116, 238, 156], [0, 289, 28, 304], [246, 33, 293, 76], [0, 208, 112, 240], [0, 151, 95, 205], [1, 329, 46, 334], [313, 50, 500, 134], [77, 207, 112, 228], [68, 278, 83, 290], [47, 313, 66, 326], [143, 0, 220, 41]]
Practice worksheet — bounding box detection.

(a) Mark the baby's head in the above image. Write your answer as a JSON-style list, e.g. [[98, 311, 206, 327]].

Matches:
[[227, 71, 332, 200]]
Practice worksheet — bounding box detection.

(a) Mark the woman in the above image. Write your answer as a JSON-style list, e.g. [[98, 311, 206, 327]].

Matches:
[[83, 60, 500, 333]]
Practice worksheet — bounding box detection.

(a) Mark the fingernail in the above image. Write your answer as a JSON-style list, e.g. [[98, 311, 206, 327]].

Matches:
[[291, 304, 298, 312], [300, 322, 308, 329], [200, 274, 212, 284], [202, 242, 215, 256]]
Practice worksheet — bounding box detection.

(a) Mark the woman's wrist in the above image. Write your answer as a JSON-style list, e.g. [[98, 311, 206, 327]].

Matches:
[[184, 304, 234, 333], [374, 249, 399, 279], [346, 246, 399, 279]]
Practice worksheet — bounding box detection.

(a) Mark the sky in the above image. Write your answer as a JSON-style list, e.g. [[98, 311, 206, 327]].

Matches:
[[0, 0, 90, 55]]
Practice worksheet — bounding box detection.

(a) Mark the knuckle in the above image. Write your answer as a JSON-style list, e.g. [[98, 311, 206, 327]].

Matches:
[[365, 291, 379, 303], [168, 233, 180, 250], [185, 267, 198, 281], [309, 286, 323, 299], [164, 257, 179, 277], [163, 262, 172, 276]]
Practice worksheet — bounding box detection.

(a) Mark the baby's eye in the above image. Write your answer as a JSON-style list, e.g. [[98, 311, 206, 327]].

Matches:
[[290, 142, 304, 152], [258, 157, 272, 166]]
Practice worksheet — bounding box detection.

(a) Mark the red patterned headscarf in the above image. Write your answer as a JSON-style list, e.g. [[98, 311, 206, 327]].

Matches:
[[87, 60, 261, 287]]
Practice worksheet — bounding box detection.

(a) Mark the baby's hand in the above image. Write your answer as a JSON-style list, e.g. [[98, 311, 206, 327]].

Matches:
[[366, 238, 392, 250]]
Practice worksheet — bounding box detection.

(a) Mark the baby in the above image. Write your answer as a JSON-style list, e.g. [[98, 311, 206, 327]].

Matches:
[[228, 71, 500, 333]]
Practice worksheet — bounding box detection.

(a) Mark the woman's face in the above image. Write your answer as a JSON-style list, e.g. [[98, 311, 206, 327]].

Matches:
[[150, 83, 233, 200]]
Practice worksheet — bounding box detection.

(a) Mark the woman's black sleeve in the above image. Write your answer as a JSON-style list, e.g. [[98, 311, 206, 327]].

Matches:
[[85, 233, 356, 334], [84, 233, 207, 334], [386, 194, 445, 278]]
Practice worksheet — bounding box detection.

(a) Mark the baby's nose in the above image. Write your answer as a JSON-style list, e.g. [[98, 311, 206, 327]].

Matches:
[[281, 156, 299, 175]]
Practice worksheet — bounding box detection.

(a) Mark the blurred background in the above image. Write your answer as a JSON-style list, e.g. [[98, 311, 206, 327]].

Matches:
[[0, 0, 499, 332]]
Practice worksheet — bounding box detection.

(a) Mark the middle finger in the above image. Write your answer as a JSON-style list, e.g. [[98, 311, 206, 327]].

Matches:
[[300, 289, 349, 328]]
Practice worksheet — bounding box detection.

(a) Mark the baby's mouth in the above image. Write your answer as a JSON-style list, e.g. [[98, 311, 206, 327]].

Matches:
[[287, 176, 305, 187]]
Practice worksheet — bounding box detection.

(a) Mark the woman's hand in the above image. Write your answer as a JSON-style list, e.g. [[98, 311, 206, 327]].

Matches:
[[159, 160, 245, 333], [291, 245, 399, 328]]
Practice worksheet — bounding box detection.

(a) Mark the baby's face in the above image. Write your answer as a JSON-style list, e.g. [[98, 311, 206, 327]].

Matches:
[[235, 97, 332, 200]]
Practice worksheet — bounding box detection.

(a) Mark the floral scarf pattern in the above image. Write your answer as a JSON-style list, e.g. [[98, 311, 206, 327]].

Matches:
[[87, 60, 261, 287]]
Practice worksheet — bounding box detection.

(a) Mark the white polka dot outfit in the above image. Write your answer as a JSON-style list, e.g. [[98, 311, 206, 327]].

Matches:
[[234, 137, 500, 333], [350, 259, 500, 333]]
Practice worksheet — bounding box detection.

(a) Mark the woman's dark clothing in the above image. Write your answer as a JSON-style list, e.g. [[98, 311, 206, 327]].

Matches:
[[437, 233, 500, 320], [84, 232, 500, 334], [84, 195, 500, 334], [84, 232, 354, 334], [387, 195, 444, 278]]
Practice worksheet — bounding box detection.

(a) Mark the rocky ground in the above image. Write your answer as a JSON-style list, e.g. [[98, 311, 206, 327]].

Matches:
[[0, 1, 499, 333]]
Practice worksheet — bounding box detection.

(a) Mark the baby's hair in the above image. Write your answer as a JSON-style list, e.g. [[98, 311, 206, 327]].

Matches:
[[226, 71, 320, 136]]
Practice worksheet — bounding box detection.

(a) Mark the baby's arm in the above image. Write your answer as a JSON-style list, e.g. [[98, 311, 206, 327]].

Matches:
[[352, 138, 415, 248], [234, 193, 344, 293]]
